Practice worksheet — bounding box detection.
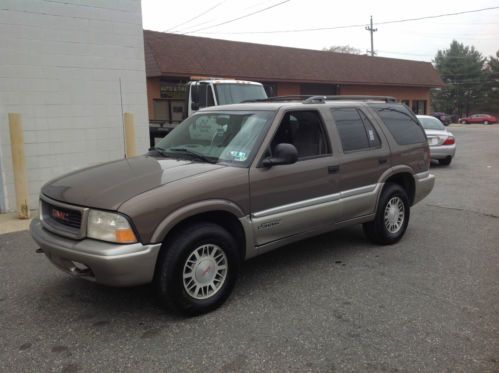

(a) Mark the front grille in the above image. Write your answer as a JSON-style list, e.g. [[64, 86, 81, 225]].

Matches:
[[40, 197, 87, 239], [43, 202, 82, 229]]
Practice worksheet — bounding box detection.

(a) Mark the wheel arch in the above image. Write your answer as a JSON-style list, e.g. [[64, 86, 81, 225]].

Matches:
[[151, 200, 249, 261], [378, 167, 416, 206]]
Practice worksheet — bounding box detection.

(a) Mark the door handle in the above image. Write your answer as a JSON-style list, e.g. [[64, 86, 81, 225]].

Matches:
[[378, 158, 388, 165], [328, 165, 340, 174]]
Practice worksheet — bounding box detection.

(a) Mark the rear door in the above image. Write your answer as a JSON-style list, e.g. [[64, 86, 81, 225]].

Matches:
[[330, 106, 391, 221], [249, 109, 341, 246]]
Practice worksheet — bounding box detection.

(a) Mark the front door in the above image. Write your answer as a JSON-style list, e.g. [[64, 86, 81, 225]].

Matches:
[[249, 109, 340, 246]]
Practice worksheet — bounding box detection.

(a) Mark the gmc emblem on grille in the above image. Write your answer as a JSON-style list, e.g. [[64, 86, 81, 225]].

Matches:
[[51, 208, 69, 221]]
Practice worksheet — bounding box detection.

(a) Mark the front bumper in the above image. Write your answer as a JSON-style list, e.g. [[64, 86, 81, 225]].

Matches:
[[30, 219, 161, 287], [430, 144, 456, 160], [413, 171, 435, 205]]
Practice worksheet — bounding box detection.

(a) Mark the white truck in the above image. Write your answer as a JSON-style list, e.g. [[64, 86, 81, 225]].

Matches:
[[149, 79, 268, 146]]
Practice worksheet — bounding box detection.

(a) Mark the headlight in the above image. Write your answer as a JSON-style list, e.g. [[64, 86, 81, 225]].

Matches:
[[87, 210, 137, 244]]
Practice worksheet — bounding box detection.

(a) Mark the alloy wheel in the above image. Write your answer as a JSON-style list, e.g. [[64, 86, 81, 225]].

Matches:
[[183, 244, 228, 300], [384, 196, 405, 234]]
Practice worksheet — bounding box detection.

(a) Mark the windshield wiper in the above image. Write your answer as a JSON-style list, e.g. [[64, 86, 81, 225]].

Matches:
[[149, 146, 170, 157], [169, 147, 217, 164]]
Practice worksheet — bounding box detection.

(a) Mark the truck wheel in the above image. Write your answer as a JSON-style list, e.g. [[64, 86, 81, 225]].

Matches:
[[155, 222, 240, 316], [363, 183, 410, 245]]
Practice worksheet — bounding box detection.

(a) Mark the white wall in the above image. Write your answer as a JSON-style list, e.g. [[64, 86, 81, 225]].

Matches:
[[0, 0, 149, 212]]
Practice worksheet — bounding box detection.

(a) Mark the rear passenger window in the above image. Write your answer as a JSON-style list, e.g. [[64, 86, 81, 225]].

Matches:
[[359, 110, 381, 148], [370, 104, 426, 145], [331, 108, 381, 152]]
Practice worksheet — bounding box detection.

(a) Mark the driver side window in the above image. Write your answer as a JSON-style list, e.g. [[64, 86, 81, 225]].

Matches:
[[270, 110, 330, 160]]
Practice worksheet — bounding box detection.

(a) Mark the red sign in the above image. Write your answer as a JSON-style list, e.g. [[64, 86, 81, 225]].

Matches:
[[51, 208, 69, 222]]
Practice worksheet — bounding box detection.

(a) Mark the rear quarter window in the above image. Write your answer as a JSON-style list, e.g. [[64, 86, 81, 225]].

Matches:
[[370, 104, 426, 145]]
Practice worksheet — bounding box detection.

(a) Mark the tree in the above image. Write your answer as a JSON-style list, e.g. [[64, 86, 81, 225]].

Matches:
[[322, 45, 361, 54], [483, 50, 499, 113], [431, 40, 486, 117]]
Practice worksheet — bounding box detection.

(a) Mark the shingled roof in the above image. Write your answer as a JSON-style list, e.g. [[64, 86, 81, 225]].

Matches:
[[144, 30, 443, 88]]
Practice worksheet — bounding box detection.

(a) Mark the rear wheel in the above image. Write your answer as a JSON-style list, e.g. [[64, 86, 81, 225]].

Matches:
[[439, 157, 452, 166], [155, 222, 240, 316], [484, 120, 489, 125], [363, 183, 410, 245]]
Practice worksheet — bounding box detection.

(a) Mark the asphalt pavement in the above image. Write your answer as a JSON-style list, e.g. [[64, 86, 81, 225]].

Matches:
[[1, 125, 498, 373]]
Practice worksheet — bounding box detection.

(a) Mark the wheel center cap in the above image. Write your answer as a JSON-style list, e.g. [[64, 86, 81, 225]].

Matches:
[[388, 207, 398, 223], [195, 259, 216, 284]]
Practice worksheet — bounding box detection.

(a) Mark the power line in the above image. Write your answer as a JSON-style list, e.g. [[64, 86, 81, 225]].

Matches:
[[184, 0, 292, 34], [198, 6, 499, 35], [377, 6, 499, 26], [172, 0, 271, 33], [164, 1, 226, 33]]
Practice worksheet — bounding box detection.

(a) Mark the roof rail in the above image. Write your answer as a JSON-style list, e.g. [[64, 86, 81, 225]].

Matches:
[[242, 95, 397, 104], [303, 96, 326, 104], [321, 95, 397, 103], [241, 95, 311, 103]]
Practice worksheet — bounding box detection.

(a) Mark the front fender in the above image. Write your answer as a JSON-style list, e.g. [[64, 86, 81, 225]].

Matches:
[[150, 199, 246, 243]]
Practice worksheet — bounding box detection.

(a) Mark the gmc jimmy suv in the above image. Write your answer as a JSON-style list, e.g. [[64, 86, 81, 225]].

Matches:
[[31, 96, 435, 315]]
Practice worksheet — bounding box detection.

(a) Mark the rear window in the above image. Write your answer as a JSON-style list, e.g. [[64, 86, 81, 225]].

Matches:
[[370, 104, 426, 145], [418, 116, 445, 130]]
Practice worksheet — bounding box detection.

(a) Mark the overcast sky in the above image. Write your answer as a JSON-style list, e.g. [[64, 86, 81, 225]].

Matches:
[[141, 0, 499, 62]]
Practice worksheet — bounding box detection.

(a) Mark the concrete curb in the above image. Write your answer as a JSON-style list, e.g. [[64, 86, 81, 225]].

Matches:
[[0, 211, 36, 235]]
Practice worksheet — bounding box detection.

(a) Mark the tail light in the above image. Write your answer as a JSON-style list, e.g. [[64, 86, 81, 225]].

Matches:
[[443, 136, 455, 145]]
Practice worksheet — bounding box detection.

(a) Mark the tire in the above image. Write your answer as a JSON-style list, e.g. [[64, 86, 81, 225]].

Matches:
[[439, 157, 452, 166], [363, 183, 410, 245], [155, 222, 240, 316], [484, 120, 489, 125]]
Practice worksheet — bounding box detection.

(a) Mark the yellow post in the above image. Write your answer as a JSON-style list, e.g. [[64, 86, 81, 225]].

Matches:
[[123, 112, 137, 158], [8, 113, 30, 219]]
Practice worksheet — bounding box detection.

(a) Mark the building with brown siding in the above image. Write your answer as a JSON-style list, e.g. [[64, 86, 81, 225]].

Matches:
[[144, 30, 443, 122]]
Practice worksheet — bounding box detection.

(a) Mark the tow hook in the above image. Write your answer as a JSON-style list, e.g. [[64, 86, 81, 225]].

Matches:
[[35, 248, 44, 254]]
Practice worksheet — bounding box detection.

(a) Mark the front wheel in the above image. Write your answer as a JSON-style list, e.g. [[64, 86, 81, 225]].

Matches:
[[155, 222, 240, 316], [363, 183, 410, 245], [484, 120, 489, 125]]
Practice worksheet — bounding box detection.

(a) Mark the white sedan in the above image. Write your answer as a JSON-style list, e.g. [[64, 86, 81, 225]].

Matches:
[[417, 115, 456, 166]]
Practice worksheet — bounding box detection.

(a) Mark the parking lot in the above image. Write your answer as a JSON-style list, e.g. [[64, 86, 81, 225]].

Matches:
[[0, 125, 498, 373]]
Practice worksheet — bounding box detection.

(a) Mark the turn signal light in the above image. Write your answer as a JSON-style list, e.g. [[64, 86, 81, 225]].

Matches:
[[115, 228, 137, 244], [442, 136, 455, 145]]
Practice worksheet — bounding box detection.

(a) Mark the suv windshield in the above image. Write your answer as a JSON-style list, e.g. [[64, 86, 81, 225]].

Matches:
[[418, 116, 445, 130], [155, 111, 274, 166], [214, 84, 267, 105]]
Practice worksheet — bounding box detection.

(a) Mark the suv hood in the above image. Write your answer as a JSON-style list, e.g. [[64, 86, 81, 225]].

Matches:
[[42, 156, 224, 210]]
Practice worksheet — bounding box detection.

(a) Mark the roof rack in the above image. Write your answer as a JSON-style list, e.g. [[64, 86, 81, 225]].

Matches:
[[241, 95, 311, 103], [321, 95, 397, 103], [242, 95, 397, 104]]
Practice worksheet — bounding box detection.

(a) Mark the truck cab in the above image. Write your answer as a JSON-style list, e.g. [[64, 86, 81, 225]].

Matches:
[[150, 79, 267, 146]]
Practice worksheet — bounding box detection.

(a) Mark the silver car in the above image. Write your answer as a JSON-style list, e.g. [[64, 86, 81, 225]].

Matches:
[[417, 115, 456, 166]]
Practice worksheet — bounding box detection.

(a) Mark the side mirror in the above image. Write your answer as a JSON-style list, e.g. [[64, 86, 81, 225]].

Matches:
[[262, 143, 298, 167]]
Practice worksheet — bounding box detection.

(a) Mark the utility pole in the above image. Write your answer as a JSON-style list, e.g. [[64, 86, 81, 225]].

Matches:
[[365, 15, 377, 56]]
